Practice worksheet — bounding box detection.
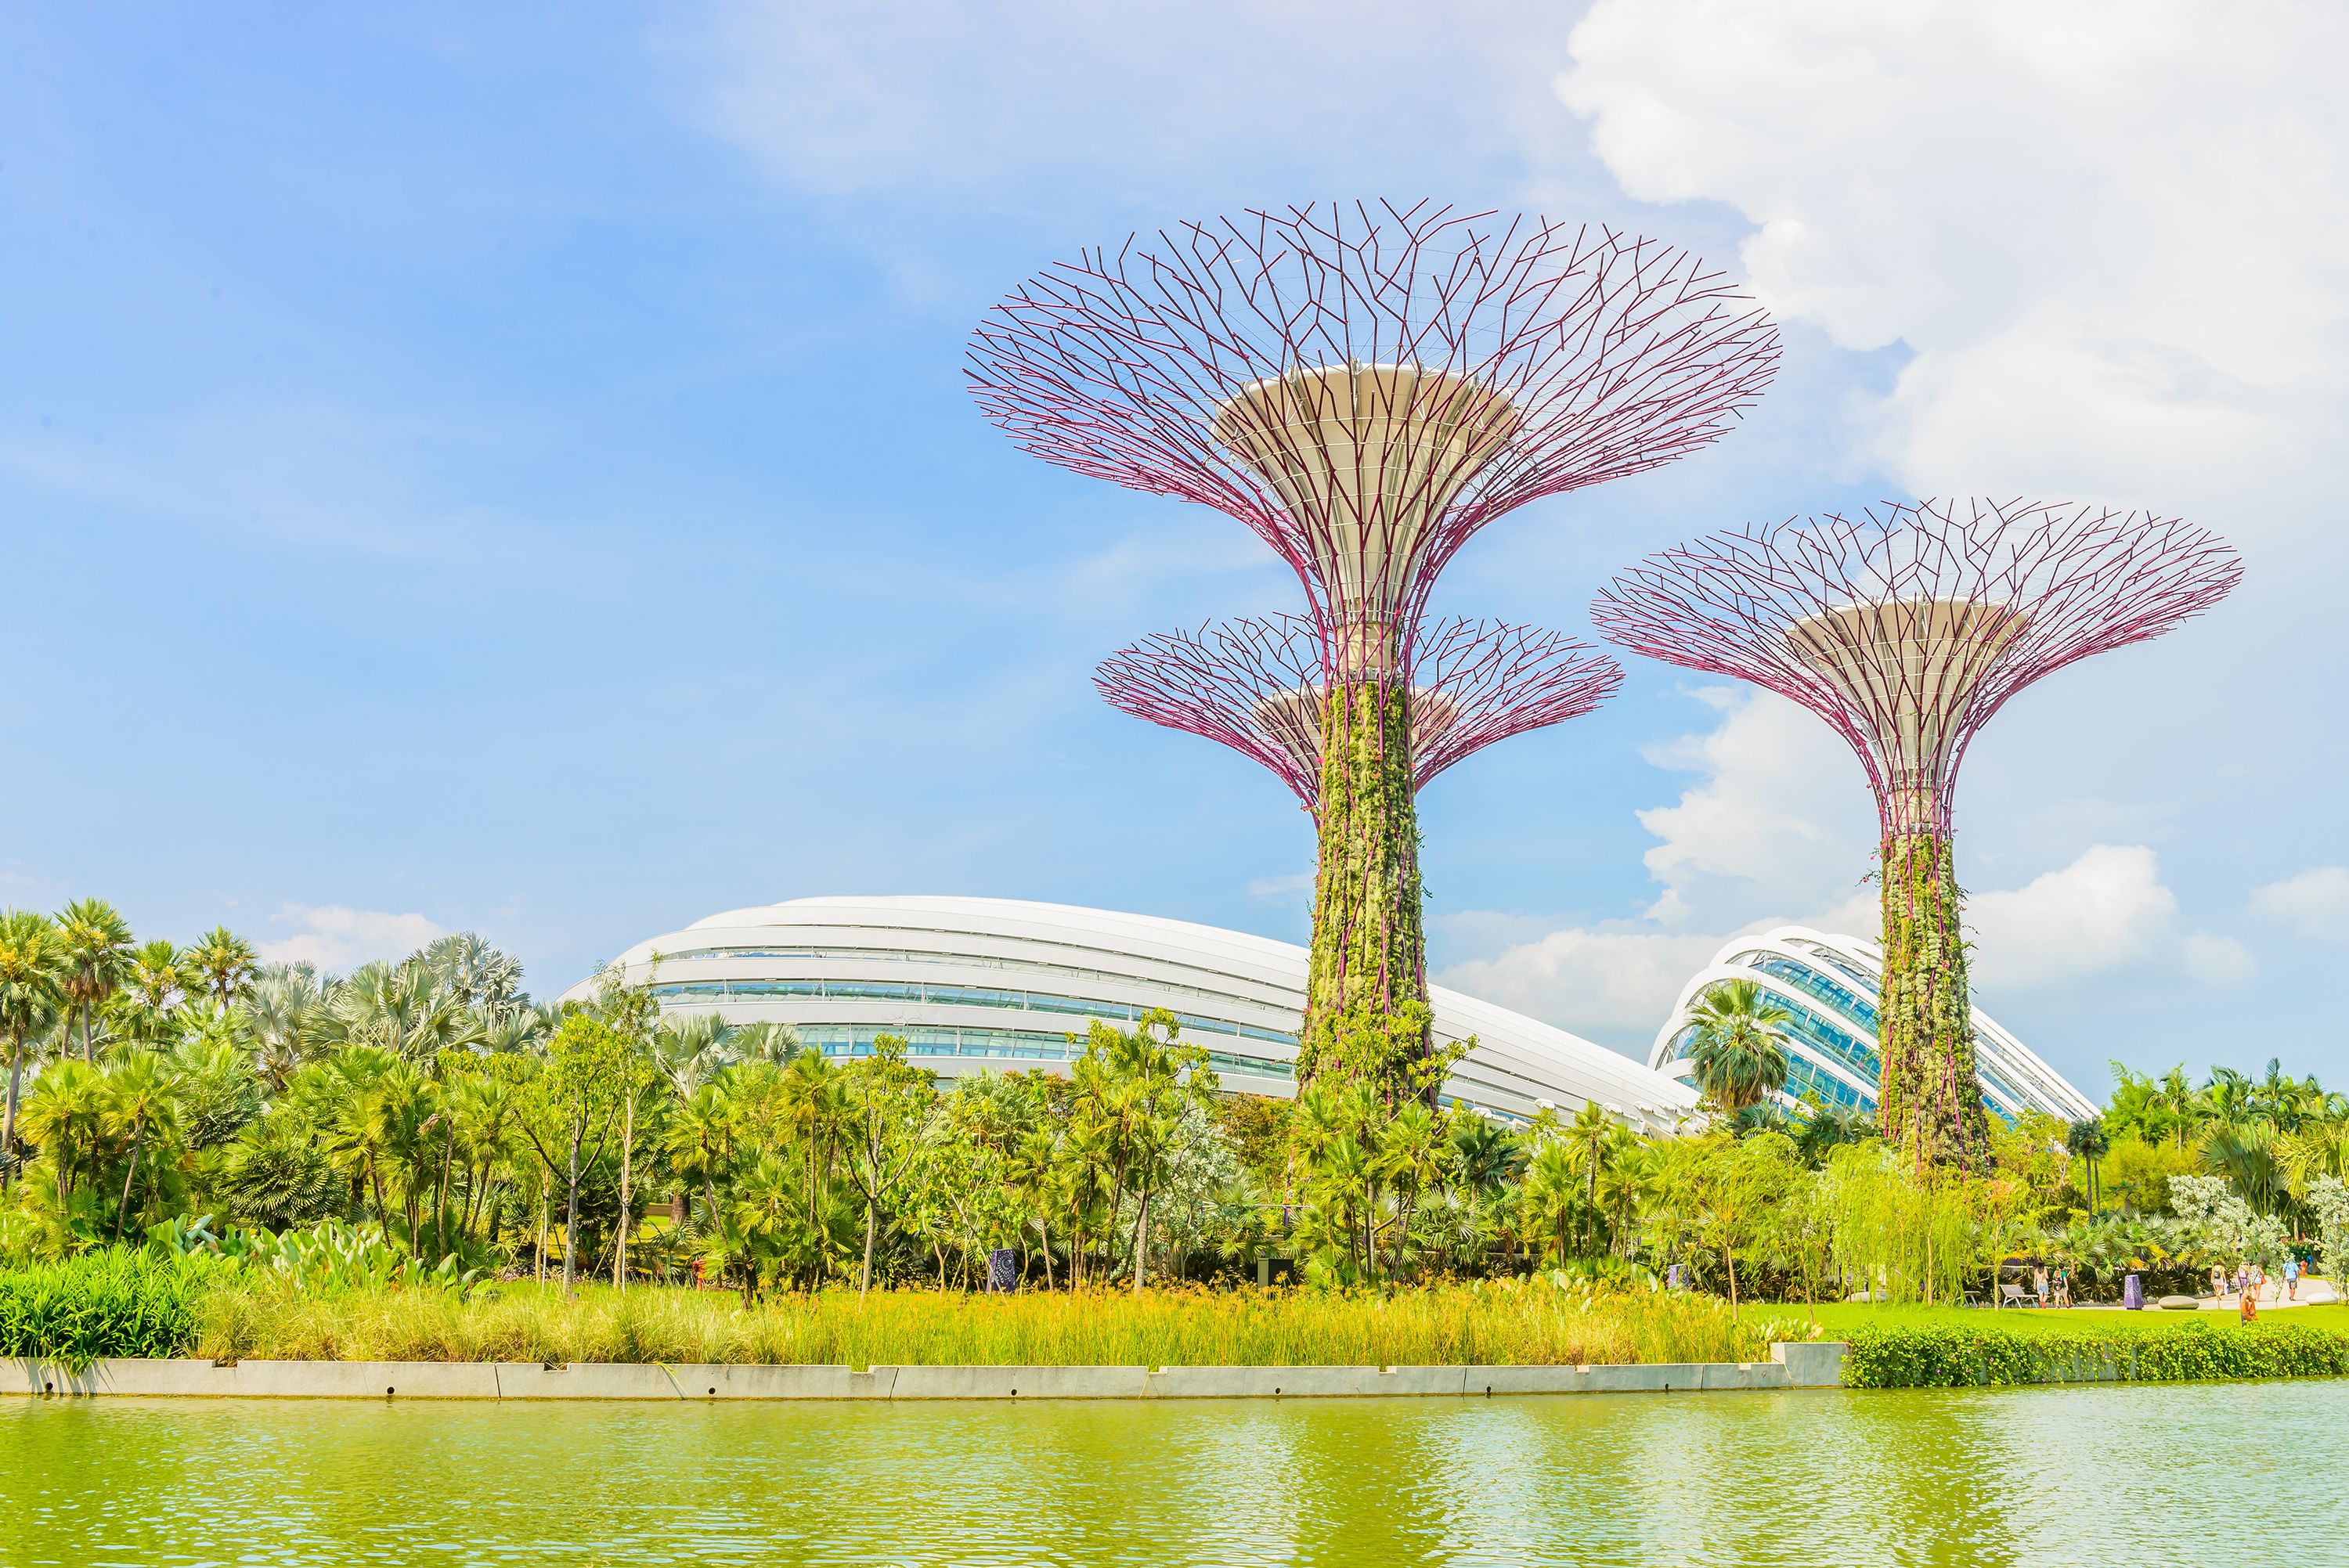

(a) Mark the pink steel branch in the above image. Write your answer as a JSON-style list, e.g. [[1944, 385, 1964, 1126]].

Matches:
[[1588, 499, 2243, 836], [1095, 615, 1623, 817], [969, 201, 1781, 658]]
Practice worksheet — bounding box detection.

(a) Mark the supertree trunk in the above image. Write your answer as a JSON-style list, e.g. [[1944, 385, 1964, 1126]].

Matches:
[[1875, 822, 1989, 1166], [1298, 674, 1431, 1096]]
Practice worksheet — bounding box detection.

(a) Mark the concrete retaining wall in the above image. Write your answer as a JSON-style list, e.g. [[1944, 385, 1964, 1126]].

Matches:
[[0, 1339, 1846, 1401]]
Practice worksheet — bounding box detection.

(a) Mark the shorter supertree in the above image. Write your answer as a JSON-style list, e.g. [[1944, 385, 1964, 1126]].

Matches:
[[1096, 615, 1622, 818], [1591, 499, 2240, 1165]]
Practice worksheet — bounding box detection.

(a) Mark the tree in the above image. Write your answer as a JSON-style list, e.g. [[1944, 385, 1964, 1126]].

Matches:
[[183, 926, 259, 1007], [106, 1050, 179, 1239], [55, 898, 135, 1065], [2066, 1117, 2111, 1214], [516, 1015, 630, 1295], [839, 1036, 936, 1295], [1563, 1099, 1614, 1254], [1680, 980, 1793, 1116], [0, 910, 67, 1191]]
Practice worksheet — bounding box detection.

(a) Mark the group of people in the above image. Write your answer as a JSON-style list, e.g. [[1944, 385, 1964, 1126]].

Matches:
[[2214, 1257, 2304, 1320], [2028, 1263, 2073, 1307]]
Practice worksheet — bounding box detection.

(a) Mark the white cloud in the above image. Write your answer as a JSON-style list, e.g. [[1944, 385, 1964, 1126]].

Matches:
[[1968, 844, 2252, 991], [1635, 687, 1872, 924], [1439, 924, 1731, 1042], [1555, 0, 2348, 519], [259, 904, 446, 974], [2248, 866, 2349, 943]]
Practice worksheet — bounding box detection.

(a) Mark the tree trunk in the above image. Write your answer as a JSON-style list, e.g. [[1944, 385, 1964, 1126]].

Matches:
[[1299, 670, 1430, 1095], [536, 1190, 548, 1285], [1035, 1217, 1055, 1291], [1876, 826, 1989, 1167], [114, 1116, 146, 1240], [861, 1196, 878, 1297], [564, 1103, 583, 1296], [1129, 1187, 1152, 1295], [81, 1002, 95, 1066], [614, 1090, 635, 1292], [3, 1037, 23, 1193]]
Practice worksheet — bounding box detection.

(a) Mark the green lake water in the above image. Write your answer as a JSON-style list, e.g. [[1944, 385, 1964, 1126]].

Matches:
[[2, 1382, 2340, 1566]]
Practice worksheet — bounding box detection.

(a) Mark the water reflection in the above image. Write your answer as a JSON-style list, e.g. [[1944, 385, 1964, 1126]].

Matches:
[[2, 1382, 2341, 1566]]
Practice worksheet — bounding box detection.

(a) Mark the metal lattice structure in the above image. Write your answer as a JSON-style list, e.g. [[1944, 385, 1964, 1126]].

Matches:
[[970, 201, 1781, 670], [1588, 499, 2243, 836], [1590, 497, 2240, 1164], [1095, 615, 1623, 816]]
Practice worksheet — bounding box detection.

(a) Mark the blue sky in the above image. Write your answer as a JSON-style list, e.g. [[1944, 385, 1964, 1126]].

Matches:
[[6, 2, 2344, 1097]]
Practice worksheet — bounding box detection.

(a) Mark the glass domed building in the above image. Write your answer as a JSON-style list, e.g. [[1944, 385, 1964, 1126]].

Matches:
[[568, 896, 1698, 1130], [1648, 925, 2097, 1123]]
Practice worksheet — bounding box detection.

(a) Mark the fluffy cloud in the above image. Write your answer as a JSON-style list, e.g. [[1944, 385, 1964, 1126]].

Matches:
[[1968, 844, 2252, 992], [1556, 0, 2348, 517], [1438, 924, 1732, 1044], [2248, 867, 2349, 944], [259, 904, 446, 974], [1634, 687, 1872, 925]]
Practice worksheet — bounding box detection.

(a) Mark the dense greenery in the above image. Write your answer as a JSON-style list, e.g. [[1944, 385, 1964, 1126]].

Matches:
[[0, 1248, 221, 1368], [1844, 1317, 2349, 1387], [1, 900, 2344, 1322]]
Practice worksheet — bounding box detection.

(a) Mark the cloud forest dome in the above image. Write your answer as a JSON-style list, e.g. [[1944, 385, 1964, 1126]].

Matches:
[[1650, 927, 2098, 1125], [568, 896, 1698, 1130]]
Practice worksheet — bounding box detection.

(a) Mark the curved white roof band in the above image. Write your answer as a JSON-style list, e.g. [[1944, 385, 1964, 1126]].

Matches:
[[565, 896, 1698, 1130], [1647, 925, 2096, 1123]]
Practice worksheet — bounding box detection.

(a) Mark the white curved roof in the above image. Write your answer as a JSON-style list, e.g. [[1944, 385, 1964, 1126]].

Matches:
[[568, 895, 1695, 1129], [1647, 924, 2096, 1122]]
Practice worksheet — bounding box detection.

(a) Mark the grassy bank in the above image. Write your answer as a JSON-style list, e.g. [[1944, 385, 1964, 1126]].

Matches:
[[193, 1278, 1801, 1368], [2, 1255, 1803, 1368]]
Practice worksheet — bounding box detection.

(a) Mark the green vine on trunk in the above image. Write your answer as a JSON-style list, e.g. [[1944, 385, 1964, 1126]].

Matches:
[[1875, 827, 1990, 1167], [1299, 675, 1432, 1099]]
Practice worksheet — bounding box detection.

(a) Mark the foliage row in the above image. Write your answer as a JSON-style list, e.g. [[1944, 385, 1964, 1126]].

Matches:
[[1842, 1320, 2349, 1388]]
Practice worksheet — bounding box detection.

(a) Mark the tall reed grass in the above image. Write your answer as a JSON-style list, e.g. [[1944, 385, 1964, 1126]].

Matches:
[[196, 1278, 1806, 1368]]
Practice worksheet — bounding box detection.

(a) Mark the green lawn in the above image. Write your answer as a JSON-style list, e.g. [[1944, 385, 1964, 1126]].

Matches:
[[1798, 1299, 2349, 1339]]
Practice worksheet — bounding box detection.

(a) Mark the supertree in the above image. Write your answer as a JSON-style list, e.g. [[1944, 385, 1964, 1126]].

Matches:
[[1589, 499, 2242, 1164], [971, 202, 1778, 1083], [1095, 615, 1624, 816]]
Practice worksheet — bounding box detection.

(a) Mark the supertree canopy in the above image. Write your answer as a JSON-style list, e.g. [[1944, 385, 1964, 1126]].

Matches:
[[1590, 499, 2242, 1163], [972, 202, 1777, 1090], [1095, 615, 1623, 816]]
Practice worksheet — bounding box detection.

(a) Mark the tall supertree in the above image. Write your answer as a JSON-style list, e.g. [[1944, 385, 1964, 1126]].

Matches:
[[1095, 615, 1623, 818], [1589, 499, 2242, 1163], [971, 202, 1778, 1083]]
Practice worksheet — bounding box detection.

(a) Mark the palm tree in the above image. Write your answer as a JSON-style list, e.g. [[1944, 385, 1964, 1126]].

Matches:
[[1681, 979, 1793, 1116], [0, 910, 67, 1190], [55, 899, 136, 1065], [2066, 1117, 2110, 1213], [184, 926, 259, 1008], [106, 1051, 179, 1239], [1564, 1099, 1615, 1255]]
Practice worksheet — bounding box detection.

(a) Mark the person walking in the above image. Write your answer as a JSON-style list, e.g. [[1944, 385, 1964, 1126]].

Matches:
[[2033, 1263, 2050, 1307], [2286, 1256, 2301, 1302], [2212, 1263, 2228, 1303]]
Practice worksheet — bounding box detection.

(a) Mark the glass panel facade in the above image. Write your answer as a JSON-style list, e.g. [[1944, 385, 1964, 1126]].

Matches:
[[1752, 957, 1880, 1033]]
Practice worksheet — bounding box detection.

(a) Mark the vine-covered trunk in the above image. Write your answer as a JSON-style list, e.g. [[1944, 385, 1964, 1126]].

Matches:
[[1299, 673, 1430, 1094], [1876, 825, 1989, 1166]]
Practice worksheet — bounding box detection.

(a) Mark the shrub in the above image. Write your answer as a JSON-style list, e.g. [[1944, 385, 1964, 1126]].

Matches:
[[1843, 1320, 2349, 1388], [0, 1249, 222, 1368]]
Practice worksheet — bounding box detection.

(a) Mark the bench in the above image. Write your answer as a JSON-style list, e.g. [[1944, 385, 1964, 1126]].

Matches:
[[1997, 1282, 2041, 1309]]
